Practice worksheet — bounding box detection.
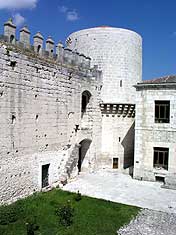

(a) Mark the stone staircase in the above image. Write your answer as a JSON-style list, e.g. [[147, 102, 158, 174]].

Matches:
[[59, 144, 79, 185]]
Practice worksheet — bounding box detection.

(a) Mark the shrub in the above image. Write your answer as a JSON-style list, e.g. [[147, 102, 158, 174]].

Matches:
[[55, 201, 74, 227], [74, 191, 82, 202], [0, 201, 24, 225], [26, 217, 39, 235]]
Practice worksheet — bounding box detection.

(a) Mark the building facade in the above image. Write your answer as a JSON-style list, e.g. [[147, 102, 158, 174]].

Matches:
[[0, 19, 175, 204], [134, 76, 176, 189]]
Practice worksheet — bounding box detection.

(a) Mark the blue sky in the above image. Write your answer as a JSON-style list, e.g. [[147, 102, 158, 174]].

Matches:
[[0, 0, 176, 81]]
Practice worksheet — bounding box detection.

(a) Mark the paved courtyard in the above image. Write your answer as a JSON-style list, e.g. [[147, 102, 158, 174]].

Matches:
[[63, 170, 176, 214]]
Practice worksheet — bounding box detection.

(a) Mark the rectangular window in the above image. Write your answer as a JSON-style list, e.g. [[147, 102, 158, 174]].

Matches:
[[113, 158, 118, 169], [155, 101, 170, 123], [153, 147, 169, 170]]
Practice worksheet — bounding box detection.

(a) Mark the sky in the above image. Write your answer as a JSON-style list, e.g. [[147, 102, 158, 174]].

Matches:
[[0, 0, 176, 81]]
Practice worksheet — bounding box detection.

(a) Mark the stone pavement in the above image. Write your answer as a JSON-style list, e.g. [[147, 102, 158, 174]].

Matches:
[[63, 170, 176, 214], [118, 209, 176, 235]]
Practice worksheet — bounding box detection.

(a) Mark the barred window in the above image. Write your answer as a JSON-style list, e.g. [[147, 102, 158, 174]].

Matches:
[[153, 147, 169, 170], [155, 101, 170, 123]]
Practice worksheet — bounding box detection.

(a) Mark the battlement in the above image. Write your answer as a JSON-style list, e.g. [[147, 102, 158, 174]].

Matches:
[[0, 19, 97, 72]]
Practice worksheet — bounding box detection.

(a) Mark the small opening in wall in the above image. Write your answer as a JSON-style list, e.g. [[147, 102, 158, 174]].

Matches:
[[51, 49, 53, 53], [0, 91, 3, 97], [119, 137, 121, 142], [11, 114, 16, 124], [155, 176, 165, 183], [35, 94, 38, 98], [10, 61, 17, 70], [42, 164, 50, 188], [120, 80, 122, 87], [35, 114, 39, 120]]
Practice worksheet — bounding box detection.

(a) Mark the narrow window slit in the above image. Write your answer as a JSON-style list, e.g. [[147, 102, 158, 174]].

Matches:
[[11, 115, 16, 124]]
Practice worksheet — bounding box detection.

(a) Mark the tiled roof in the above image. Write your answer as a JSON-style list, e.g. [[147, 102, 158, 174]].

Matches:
[[139, 75, 176, 84]]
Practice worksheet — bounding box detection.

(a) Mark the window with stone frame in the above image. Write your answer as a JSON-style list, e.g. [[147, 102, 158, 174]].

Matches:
[[153, 147, 169, 170], [155, 100, 170, 123]]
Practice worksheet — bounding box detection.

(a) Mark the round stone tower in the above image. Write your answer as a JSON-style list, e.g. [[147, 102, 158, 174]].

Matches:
[[67, 26, 142, 171], [66, 26, 142, 103]]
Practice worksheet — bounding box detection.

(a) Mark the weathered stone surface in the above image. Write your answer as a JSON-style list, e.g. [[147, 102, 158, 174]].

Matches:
[[0, 39, 102, 203], [162, 173, 176, 190], [118, 209, 176, 235]]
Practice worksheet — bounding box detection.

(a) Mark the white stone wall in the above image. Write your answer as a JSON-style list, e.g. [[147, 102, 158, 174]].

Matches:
[[0, 42, 102, 203], [67, 27, 142, 103], [100, 115, 134, 170], [134, 87, 176, 181], [67, 27, 142, 170]]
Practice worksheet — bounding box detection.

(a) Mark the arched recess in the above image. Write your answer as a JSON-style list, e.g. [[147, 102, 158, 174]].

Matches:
[[81, 90, 92, 117], [78, 139, 92, 172]]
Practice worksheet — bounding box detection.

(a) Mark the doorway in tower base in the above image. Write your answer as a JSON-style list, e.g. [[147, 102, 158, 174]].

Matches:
[[42, 164, 50, 188], [78, 139, 92, 172], [113, 158, 119, 169]]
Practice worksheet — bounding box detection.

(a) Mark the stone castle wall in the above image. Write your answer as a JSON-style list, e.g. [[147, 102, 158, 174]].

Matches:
[[0, 28, 102, 203]]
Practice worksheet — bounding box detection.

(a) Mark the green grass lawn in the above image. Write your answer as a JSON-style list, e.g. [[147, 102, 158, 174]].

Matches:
[[0, 189, 140, 235]]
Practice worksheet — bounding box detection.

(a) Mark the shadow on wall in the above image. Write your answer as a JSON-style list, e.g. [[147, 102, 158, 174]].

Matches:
[[121, 122, 135, 170]]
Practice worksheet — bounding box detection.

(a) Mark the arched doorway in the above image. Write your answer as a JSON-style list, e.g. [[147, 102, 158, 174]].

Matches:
[[81, 90, 91, 118], [78, 139, 92, 172]]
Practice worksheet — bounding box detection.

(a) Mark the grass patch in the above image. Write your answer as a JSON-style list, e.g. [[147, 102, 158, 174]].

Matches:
[[0, 189, 140, 235]]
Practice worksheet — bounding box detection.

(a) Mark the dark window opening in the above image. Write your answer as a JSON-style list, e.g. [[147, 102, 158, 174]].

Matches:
[[153, 147, 169, 170], [155, 101, 170, 123], [42, 164, 49, 188], [81, 91, 91, 117], [113, 158, 118, 169]]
